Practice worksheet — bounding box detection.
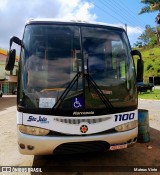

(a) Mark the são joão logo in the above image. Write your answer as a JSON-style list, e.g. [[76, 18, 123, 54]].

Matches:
[[27, 116, 49, 123]]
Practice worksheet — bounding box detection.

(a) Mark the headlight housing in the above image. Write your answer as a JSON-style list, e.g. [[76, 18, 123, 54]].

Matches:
[[18, 125, 50, 136], [115, 120, 138, 132]]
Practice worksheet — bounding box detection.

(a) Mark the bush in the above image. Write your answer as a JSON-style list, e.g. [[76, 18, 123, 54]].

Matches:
[[146, 64, 152, 70]]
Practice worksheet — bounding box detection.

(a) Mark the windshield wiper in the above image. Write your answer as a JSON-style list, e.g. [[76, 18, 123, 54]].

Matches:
[[53, 72, 81, 109], [53, 71, 114, 113]]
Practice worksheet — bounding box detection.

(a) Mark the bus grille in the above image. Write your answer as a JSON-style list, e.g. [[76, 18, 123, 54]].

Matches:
[[53, 141, 110, 154], [49, 128, 116, 136], [53, 116, 111, 125]]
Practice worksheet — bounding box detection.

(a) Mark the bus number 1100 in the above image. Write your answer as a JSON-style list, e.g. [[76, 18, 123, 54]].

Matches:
[[115, 113, 135, 122]]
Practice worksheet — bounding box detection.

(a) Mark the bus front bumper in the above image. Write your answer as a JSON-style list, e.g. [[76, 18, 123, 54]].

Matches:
[[17, 128, 138, 155]]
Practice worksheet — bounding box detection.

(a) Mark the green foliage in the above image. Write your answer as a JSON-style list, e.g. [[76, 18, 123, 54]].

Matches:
[[136, 46, 160, 82], [138, 25, 156, 46], [139, 0, 160, 14], [149, 35, 157, 47], [133, 41, 142, 48], [146, 64, 152, 70]]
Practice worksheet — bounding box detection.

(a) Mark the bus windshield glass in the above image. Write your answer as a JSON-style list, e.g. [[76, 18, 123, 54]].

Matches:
[[18, 23, 137, 114]]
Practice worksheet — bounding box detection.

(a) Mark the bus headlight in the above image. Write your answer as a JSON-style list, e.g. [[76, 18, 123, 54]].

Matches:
[[115, 120, 138, 132], [18, 125, 50, 136]]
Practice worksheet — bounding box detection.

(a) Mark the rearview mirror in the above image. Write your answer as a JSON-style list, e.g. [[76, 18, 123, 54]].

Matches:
[[136, 58, 144, 83], [131, 50, 144, 83], [5, 36, 22, 71], [5, 49, 16, 71]]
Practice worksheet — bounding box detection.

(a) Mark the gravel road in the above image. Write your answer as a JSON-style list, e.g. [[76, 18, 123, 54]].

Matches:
[[138, 99, 160, 130], [0, 96, 160, 175]]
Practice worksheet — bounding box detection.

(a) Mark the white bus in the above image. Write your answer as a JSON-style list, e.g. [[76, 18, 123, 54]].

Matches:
[[6, 19, 142, 155]]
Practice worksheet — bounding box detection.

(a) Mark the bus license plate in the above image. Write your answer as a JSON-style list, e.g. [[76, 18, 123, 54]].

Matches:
[[110, 144, 127, 150]]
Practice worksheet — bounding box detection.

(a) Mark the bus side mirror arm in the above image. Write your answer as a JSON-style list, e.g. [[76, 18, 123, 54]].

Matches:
[[10, 36, 23, 49], [131, 50, 142, 60], [5, 36, 23, 71]]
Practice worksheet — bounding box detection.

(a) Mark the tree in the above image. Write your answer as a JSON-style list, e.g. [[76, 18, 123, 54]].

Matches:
[[133, 41, 143, 48], [139, 0, 160, 15], [139, 0, 160, 44], [138, 25, 156, 46]]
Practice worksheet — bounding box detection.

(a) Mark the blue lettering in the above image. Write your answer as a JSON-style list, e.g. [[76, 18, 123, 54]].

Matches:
[[27, 116, 37, 122], [119, 114, 123, 121], [115, 113, 135, 122], [129, 113, 135, 120], [115, 115, 118, 122], [27, 116, 49, 123], [37, 116, 49, 123], [122, 114, 128, 121]]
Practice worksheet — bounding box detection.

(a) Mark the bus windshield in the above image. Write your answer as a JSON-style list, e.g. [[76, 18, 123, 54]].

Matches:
[[18, 23, 137, 115]]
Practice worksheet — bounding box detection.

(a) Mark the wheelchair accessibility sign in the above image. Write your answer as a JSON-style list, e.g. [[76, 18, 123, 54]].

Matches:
[[72, 97, 84, 109]]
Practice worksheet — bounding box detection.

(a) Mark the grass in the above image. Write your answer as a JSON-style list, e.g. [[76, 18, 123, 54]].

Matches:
[[138, 89, 160, 100], [135, 46, 160, 83]]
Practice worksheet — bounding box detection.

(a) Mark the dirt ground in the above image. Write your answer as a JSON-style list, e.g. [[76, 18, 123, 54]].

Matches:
[[0, 96, 160, 175]]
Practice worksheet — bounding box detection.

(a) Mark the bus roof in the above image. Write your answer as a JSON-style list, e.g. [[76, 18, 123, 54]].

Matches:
[[26, 18, 125, 31]]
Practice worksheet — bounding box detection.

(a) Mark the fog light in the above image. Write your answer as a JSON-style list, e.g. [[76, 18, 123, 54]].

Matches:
[[27, 145, 34, 150], [19, 143, 25, 149]]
